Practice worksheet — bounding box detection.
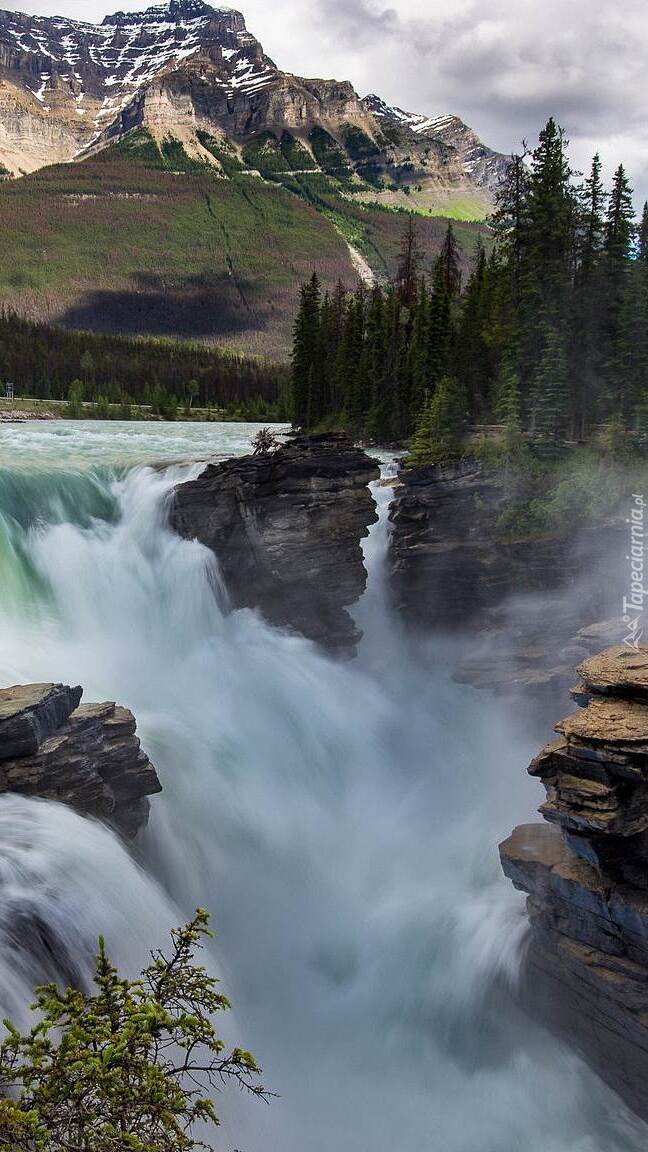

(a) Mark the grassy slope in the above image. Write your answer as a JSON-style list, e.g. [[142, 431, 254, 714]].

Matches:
[[0, 157, 355, 359], [0, 136, 489, 358]]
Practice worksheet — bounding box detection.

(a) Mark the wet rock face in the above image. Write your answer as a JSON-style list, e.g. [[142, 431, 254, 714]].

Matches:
[[0, 683, 161, 838], [388, 458, 624, 713], [388, 458, 622, 632], [500, 647, 648, 1119], [172, 432, 380, 655]]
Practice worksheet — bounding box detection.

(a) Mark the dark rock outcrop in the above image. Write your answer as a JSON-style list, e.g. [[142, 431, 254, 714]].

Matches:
[[389, 458, 622, 629], [388, 458, 624, 709], [0, 682, 161, 837], [172, 432, 380, 654], [500, 646, 648, 1118]]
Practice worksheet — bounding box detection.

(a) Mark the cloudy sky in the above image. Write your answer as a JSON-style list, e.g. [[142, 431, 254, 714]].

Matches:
[[5, 0, 648, 200]]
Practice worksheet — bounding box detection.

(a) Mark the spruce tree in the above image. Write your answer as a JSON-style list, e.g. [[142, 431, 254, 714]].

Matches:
[[603, 164, 636, 417], [531, 325, 570, 441], [291, 273, 321, 427], [426, 259, 452, 387], [638, 203, 648, 264], [456, 238, 491, 420], [438, 222, 463, 298], [408, 377, 466, 466], [396, 215, 423, 310], [571, 153, 607, 437]]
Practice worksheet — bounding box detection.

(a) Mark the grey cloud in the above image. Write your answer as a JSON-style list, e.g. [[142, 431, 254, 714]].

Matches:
[[2, 0, 648, 198]]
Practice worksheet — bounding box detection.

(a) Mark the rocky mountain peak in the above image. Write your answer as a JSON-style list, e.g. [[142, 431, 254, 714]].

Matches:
[[0, 1, 508, 212], [362, 92, 508, 193], [102, 1, 233, 27]]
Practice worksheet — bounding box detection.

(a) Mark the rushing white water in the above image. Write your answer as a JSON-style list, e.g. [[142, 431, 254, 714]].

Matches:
[[0, 420, 645, 1151]]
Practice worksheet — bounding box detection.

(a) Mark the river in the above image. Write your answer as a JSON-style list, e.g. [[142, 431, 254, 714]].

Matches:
[[0, 420, 644, 1151]]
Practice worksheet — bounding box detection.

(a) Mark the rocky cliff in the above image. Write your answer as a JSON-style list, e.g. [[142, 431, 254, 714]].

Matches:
[[500, 647, 648, 1118], [0, 682, 161, 836], [388, 458, 624, 704], [171, 432, 379, 653], [0, 0, 507, 209]]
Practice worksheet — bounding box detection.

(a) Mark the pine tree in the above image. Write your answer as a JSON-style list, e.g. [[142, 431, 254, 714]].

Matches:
[[531, 325, 570, 441], [456, 238, 491, 420], [438, 222, 463, 298], [571, 153, 607, 437], [408, 377, 466, 466], [291, 273, 321, 427], [426, 259, 452, 387], [495, 357, 522, 430], [638, 203, 648, 264], [338, 286, 367, 425], [396, 215, 423, 310], [492, 147, 530, 306], [603, 164, 636, 417]]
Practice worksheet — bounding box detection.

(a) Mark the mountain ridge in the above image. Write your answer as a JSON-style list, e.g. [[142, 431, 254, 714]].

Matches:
[[0, 0, 508, 213]]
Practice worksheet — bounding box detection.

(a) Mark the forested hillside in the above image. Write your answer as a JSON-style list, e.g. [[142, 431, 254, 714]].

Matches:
[[291, 118, 648, 450], [0, 138, 485, 360]]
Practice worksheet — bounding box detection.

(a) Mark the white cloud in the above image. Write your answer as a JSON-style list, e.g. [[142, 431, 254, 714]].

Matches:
[[5, 0, 648, 200]]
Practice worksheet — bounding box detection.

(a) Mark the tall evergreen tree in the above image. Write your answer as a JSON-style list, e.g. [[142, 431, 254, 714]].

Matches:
[[531, 325, 570, 440], [396, 215, 423, 310], [638, 202, 648, 264], [603, 164, 636, 416], [291, 273, 321, 427], [456, 238, 490, 419], [438, 222, 463, 298], [571, 153, 607, 437]]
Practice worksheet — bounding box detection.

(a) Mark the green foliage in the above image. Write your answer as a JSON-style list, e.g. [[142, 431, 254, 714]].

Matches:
[[340, 125, 380, 165], [0, 911, 267, 1151], [290, 214, 461, 440], [196, 132, 245, 177], [308, 128, 353, 180], [252, 427, 281, 454], [66, 378, 85, 419], [0, 311, 286, 410], [408, 377, 466, 466], [279, 132, 317, 171], [530, 325, 570, 441], [241, 132, 291, 177]]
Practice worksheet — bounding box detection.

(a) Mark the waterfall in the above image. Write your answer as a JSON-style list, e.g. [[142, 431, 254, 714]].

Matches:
[[0, 421, 645, 1151]]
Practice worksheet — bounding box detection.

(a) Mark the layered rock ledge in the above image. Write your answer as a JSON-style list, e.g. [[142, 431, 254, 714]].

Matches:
[[500, 646, 648, 1117], [171, 433, 380, 654], [0, 683, 161, 837]]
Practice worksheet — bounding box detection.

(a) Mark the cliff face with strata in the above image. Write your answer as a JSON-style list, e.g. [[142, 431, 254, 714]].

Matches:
[[172, 432, 379, 654], [500, 647, 648, 1118], [0, 682, 160, 836], [0, 0, 507, 201]]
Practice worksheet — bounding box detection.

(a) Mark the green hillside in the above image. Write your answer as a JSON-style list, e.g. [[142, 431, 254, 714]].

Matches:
[[0, 131, 487, 359]]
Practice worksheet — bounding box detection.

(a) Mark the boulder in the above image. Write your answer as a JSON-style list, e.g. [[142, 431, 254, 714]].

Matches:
[[0, 683, 161, 838]]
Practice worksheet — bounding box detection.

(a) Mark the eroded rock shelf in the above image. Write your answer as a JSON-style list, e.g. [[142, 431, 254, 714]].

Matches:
[[500, 646, 648, 1118], [0, 682, 160, 837]]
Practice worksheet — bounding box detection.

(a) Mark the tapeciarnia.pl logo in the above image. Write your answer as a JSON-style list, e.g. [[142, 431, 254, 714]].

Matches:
[[623, 494, 646, 649]]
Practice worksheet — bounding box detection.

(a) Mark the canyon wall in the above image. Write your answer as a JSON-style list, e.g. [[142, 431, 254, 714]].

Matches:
[[388, 457, 624, 703], [500, 647, 648, 1118]]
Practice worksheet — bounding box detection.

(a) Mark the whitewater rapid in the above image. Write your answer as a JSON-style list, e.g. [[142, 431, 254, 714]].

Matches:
[[0, 420, 645, 1151]]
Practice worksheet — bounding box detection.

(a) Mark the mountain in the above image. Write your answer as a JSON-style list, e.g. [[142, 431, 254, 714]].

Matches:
[[0, 0, 507, 206], [0, 1, 504, 356], [362, 95, 509, 206]]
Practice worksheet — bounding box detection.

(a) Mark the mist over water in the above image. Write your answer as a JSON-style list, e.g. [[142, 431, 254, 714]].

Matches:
[[0, 421, 645, 1151]]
